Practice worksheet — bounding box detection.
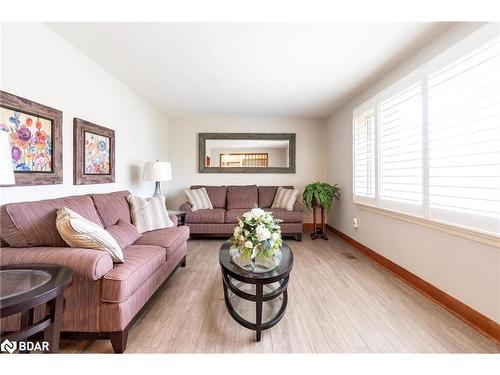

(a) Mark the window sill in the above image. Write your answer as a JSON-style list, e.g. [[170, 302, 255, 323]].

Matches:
[[356, 203, 500, 249]]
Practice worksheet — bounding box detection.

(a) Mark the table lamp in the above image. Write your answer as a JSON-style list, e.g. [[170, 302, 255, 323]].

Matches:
[[0, 131, 15, 186], [143, 161, 172, 197]]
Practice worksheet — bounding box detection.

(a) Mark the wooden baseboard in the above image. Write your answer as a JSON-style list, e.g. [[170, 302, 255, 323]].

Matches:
[[326, 224, 500, 345]]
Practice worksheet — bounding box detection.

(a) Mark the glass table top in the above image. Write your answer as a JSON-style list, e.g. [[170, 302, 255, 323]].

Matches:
[[0, 269, 52, 300]]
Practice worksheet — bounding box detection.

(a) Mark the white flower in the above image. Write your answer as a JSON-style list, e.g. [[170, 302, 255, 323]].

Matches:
[[256, 224, 271, 241], [250, 208, 265, 218], [271, 232, 280, 241], [245, 241, 253, 249], [243, 211, 253, 221]]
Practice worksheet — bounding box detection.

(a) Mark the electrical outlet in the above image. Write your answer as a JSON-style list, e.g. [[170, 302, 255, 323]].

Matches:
[[352, 217, 359, 228]]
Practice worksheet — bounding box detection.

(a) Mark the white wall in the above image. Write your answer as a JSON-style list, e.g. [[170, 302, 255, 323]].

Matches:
[[167, 116, 327, 221], [326, 22, 500, 322], [0, 23, 169, 204]]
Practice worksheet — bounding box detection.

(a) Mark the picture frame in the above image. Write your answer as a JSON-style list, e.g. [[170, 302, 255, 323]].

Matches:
[[73, 118, 115, 185], [0, 90, 63, 186]]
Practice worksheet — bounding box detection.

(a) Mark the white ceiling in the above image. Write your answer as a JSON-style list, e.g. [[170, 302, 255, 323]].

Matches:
[[47, 22, 452, 118]]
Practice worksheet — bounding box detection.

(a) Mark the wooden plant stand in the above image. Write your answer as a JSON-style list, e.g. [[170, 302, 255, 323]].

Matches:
[[311, 203, 328, 240]]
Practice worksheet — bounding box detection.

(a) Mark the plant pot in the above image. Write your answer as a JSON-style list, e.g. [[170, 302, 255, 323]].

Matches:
[[311, 197, 323, 208]]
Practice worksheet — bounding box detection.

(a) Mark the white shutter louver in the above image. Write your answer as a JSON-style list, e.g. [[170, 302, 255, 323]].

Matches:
[[379, 82, 423, 214], [353, 107, 376, 204]]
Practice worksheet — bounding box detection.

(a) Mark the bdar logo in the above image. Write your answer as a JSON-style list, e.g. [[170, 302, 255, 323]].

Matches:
[[1, 339, 17, 353]]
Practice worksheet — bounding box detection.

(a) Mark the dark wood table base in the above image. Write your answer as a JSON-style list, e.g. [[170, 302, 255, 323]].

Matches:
[[219, 241, 294, 342], [221, 273, 289, 341]]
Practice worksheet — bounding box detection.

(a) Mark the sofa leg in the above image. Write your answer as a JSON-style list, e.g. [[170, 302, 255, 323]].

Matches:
[[181, 256, 187, 267], [295, 233, 303, 242], [110, 329, 128, 353]]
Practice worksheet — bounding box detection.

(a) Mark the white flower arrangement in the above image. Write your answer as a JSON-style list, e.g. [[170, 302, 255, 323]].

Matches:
[[229, 208, 282, 269]]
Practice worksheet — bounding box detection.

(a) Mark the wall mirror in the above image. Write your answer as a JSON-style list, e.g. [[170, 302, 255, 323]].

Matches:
[[199, 133, 296, 173]]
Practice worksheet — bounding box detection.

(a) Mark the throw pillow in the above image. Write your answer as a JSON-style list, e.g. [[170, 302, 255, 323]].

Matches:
[[271, 187, 300, 211], [127, 195, 174, 233], [56, 207, 124, 263], [185, 187, 213, 211], [106, 220, 141, 249]]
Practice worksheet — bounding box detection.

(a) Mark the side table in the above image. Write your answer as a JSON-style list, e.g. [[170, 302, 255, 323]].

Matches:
[[167, 209, 186, 226], [0, 264, 73, 353]]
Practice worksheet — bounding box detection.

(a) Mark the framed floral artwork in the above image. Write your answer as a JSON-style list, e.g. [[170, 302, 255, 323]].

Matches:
[[73, 118, 115, 185], [0, 90, 63, 186]]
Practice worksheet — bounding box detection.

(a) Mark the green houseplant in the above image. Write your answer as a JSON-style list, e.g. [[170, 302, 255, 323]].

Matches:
[[303, 182, 340, 211]]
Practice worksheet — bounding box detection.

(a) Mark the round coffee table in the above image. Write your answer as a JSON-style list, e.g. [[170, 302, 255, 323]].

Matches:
[[219, 241, 293, 342], [0, 264, 73, 353]]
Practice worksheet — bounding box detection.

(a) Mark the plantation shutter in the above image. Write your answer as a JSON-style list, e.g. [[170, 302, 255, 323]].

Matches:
[[353, 106, 376, 204], [427, 36, 500, 233]]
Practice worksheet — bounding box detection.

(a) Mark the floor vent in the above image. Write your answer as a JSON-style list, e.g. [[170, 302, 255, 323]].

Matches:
[[342, 252, 358, 260]]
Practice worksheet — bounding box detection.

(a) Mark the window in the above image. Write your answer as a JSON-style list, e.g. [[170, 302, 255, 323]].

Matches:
[[353, 24, 500, 236]]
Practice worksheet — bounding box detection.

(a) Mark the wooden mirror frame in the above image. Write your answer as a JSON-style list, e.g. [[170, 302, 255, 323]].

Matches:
[[199, 133, 296, 174]]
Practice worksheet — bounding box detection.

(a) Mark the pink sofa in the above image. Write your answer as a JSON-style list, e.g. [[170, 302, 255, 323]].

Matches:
[[0, 191, 189, 353], [180, 185, 304, 241]]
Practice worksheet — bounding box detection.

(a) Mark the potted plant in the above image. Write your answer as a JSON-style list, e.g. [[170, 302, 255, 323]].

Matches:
[[229, 208, 283, 272], [303, 182, 340, 211]]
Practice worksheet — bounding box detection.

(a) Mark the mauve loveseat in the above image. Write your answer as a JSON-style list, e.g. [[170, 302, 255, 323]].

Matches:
[[180, 185, 304, 241], [0, 190, 189, 353]]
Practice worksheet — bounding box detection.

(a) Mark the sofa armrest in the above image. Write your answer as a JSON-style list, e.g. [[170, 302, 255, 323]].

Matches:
[[0, 246, 114, 281], [293, 201, 305, 213], [179, 202, 192, 212], [170, 214, 178, 227]]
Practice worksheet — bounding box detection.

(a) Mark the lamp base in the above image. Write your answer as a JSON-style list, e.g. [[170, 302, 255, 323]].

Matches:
[[153, 181, 162, 197]]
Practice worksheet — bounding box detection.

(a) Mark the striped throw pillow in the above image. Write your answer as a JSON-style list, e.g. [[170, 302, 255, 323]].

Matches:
[[185, 188, 213, 211], [271, 187, 300, 211], [127, 195, 174, 233], [56, 207, 124, 263]]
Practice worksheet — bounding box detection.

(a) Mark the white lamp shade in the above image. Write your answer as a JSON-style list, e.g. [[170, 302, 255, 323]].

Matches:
[[0, 131, 15, 185], [143, 161, 172, 182]]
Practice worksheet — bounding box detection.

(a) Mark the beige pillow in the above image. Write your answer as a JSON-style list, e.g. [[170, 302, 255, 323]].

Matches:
[[271, 187, 300, 211], [185, 187, 213, 211], [56, 207, 124, 263], [127, 195, 174, 233]]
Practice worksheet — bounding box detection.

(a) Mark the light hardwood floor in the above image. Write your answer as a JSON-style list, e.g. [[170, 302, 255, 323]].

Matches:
[[60, 235, 499, 353]]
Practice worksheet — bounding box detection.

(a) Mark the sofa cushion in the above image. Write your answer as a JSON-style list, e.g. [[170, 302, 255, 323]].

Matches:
[[184, 188, 213, 211], [106, 220, 141, 249], [56, 207, 124, 263], [4, 195, 103, 247], [191, 185, 227, 208], [101, 244, 165, 303], [185, 208, 225, 224], [128, 195, 174, 233], [226, 185, 258, 209], [226, 208, 303, 223], [272, 187, 300, 211], [258, 186, 294, 208], [225, 209, 248, 223], [133, 226, 190, 260], [269, 208, 304, 223], [91, 191, 131, 228]]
